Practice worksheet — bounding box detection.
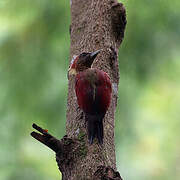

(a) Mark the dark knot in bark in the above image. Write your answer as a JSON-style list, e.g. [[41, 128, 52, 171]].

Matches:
[[111, 2, 127, 45]]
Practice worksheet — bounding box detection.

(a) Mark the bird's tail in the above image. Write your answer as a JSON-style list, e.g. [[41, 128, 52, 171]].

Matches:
[[85, 114, 104, 145]]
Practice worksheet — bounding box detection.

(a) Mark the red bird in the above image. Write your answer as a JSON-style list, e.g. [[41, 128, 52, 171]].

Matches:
[[68, 50, 112, 144]]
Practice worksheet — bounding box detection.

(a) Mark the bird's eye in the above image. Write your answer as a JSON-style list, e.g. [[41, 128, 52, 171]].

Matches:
[[80, 52, 88, 57]]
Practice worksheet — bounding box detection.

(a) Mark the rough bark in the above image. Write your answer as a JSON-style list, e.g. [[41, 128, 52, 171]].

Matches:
[[31, 0, 126, 180], [66, 0, 126, 179]]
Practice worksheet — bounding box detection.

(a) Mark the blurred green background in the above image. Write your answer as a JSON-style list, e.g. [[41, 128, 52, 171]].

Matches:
[[0, 0, 180, 180]]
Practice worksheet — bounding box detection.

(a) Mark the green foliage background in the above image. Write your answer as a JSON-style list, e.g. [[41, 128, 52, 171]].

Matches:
[[0, 0, 180, 179]]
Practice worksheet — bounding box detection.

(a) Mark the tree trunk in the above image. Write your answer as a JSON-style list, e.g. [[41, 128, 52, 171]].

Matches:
[[31, 0, 126, 179], [66, 0, 126, 179]]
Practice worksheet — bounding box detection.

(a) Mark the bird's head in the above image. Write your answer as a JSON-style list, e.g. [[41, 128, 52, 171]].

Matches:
[[68, 50, 101, 77]]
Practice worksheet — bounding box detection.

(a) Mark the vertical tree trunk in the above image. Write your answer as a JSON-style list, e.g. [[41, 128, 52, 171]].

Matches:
[[31, 0, 126, 179], [66, 0, 126, 179]]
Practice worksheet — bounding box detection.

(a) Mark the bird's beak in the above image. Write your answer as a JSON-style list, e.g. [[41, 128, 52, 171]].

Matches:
[[90, 50, 101, 60]]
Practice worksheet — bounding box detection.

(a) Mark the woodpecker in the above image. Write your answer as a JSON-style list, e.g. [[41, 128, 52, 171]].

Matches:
[[68, 50, 112, 144]]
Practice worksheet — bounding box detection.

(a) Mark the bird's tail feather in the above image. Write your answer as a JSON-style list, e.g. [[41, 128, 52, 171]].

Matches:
[[85, 114, 104, 144]]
